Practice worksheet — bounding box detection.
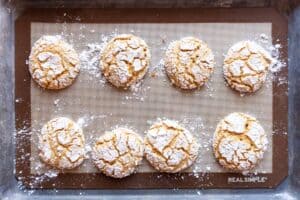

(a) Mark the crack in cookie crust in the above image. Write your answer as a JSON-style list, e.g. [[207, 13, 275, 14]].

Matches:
[[29, 35, 80, 90], [164, 37, 215, 90], [92, 127, 144, 178], [223, 41, 273, 93], [213, 112, 268, 173], [38, 117, 85, 169], [100, 34, 151, 89], [145, 120, 199, 173]]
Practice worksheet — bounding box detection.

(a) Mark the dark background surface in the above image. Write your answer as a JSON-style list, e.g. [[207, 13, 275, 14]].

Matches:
[[0, 0, 300, 199]]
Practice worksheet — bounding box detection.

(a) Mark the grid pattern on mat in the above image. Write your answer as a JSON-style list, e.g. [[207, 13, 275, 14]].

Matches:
[[30, 22, 273, 174]]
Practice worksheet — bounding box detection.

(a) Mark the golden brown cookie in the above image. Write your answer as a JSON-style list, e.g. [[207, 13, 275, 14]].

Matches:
[[213, 112, 268, 172], [145, 120, 199, 173], [164, 37, 215, 89], [38, 117, 85, 169], [91, 127, 144, 178], [223, 41, 273, 93], [100, 34, 150, 89], [29, 35, 80, 90]]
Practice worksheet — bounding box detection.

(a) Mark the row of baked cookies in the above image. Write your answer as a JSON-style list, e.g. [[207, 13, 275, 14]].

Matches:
[[29, 34, 274, 93], [38, 113, 268, 178]]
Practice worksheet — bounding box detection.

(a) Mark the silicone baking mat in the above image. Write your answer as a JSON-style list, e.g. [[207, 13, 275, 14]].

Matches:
[[15, 8, 288, 189], [30, 23, 274, 174]]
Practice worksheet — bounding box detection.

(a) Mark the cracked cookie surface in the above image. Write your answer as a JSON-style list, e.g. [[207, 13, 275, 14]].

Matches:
[[92, 128, 144, 178], [145, 120, 199, 173], [164, 37, 215, 90], [100, 34, 150, 89], [29, 35, 80, 90], [38, 117, 85, 169], [223, 41, 273, 93], [213, 112, 268, 172]]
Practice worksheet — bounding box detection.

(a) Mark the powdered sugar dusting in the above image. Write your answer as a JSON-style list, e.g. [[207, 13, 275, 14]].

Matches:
[[223, 41, 273, 93], [164, 37, 215, 90], [257, 34, 287, 87], [213, 112, 268, 173], [100, 34, 151, 89], [38, 117, 86, 169], [145, 119, 199, 173], [29, 35, 80, 89], [91, 128, 144, 178], [79, 43, 102, 78]]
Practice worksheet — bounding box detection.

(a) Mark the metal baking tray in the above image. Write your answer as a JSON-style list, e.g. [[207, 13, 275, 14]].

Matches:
[[1, 0, 300, 199]]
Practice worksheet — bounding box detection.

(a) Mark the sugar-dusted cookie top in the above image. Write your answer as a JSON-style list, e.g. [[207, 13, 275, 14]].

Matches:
[[223, 41, 274, 93], [145, 119, 199, 173], [164, 37, 215, 90], [29, 35, 80, 90], [38, 117, 85, 169], [92, 127, 144, 178], [213, 112, 268, 173], [100, 34, 150, 89]]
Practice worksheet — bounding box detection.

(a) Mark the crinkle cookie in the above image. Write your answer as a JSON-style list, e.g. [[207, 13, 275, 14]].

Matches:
[[29, 35, 80, 90], [92, 128, 144, 178], [223, 41, 274, 93], [38, 117, 85, 169], [100, 34, 150, 89], [144, 120, 199, 173], [213, 112, 268, 173], [164, 37, 215, 89]]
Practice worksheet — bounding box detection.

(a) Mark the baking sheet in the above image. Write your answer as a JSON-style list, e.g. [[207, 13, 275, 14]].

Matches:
[[29, 22, 273, 174], [15, 8, 288, 189]]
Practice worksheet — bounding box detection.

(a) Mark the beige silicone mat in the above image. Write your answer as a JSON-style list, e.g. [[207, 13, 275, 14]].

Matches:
[[30, 22, 273, 174]]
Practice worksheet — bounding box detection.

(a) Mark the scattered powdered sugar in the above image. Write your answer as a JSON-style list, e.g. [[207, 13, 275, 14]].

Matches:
[[15, 126, 59, 193], [122, 82, 151, 102], [76, 115, 91, 128], [53, 99, 60, 106], [255, 36, 288, 101], [76, 114, 107, 129], [78, 34, 113, 85], [180, 116, 215, 175], [180, 116, 205, 132], [79, 43, 103, 80], [257, 34, 287, 81], [268, 44, 285, 73], [15, 98, 23, 103], [44, 169, 59, 178], [259, 33, 269, 44], [148, 58, 165, 77], [148, 38, 168, 78]]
